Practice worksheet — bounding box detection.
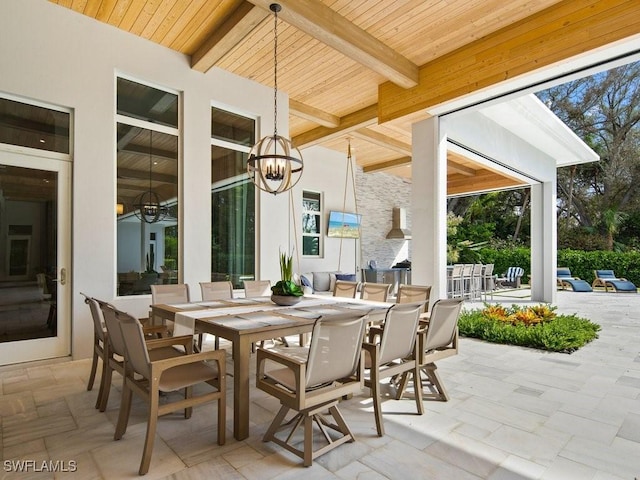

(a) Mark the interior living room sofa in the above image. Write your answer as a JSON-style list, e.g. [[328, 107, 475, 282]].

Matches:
[[299, 271, 357, 295]]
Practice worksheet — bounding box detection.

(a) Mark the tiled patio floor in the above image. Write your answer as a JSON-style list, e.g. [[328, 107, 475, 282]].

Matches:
[[0, 290, 638, 479]]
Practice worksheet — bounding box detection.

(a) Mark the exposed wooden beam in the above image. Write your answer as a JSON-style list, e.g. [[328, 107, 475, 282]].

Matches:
[[379, 0, 640, 123], [363, 156, 411, 173], [351, 129, 411, 156], [448, 161, 476, 177], [191, 1, 268, 73], [117, 168, 177, 184], [293, 104, 377, 149], [448, 170, 525, 196], [289, 99, 340, 128], [247, 0, 419, 88]]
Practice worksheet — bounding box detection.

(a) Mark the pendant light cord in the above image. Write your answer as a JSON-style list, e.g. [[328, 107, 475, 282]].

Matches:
[[148, 131, 153, 191], [272, 4, 279, 138]]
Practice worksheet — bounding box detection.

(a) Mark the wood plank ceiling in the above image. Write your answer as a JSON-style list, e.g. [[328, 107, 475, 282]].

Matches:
[[48, 0, 640, 195]]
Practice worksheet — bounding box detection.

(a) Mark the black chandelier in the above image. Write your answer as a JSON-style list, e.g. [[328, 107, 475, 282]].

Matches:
[[133, 130, 168, 223], [247, 3, 303, 195]]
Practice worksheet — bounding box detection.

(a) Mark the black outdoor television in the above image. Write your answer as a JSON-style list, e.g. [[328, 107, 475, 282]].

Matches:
[[327, 211, 362, 238]]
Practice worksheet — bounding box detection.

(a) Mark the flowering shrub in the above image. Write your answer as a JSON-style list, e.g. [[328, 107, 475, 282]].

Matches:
[[480, 303, 556, 326], [458, 303, 599, 353]]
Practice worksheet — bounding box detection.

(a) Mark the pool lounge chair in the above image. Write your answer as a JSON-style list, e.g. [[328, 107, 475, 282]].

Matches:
[[592, 270, 637, 293], [556, 268, 592, 292], [496, 266, 524, 289]]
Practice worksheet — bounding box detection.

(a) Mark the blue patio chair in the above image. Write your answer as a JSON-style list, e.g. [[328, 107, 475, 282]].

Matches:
[[556, 268, 592, 292], [592, 270, 637, 293]]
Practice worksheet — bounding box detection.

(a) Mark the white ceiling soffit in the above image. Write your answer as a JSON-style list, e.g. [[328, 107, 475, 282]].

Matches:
[[478, 95, 600, 168], [446, 140, 539, 192]]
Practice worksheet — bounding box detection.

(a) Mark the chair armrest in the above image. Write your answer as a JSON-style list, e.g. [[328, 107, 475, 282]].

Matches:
[[145, 335, 194, 352], [256, 347, 306, 407], [361, 341, 377, 353], [142, 325, 169, 338], [417, 319, 430, 333], [367, 326, 384, 344], [150, 349, 226, 376], [256, 347, 306, 370]]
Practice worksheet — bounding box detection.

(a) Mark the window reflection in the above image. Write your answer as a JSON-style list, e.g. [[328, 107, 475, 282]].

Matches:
[[211, 107, 256, 288], [0, 97, 70, 154], [116, 78, 179, 296]]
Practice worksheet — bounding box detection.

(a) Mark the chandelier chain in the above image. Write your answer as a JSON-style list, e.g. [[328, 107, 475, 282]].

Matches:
[[273, 5, 278, 138], [246, 3, 303, 195], [148, 131, 153, 191]]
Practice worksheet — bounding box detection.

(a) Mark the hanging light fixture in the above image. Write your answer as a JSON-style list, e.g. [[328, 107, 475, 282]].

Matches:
[[133, 130, 168, 223], [247, 3, 303, 195]]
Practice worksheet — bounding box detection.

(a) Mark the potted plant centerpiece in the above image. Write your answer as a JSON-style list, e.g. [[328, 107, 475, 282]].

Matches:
[[271, 251, 304, 306]]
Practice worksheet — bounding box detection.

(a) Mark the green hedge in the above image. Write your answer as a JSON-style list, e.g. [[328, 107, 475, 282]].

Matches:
[[476, 247, 640, 285], [557, 249, 640, 285], [477, 247, 531, 280]]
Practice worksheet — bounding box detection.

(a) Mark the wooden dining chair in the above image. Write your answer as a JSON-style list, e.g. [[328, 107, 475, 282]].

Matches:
[[256, 311, 368, 466], [199, 281, 233, 301], [363, 301, 425, 436], [333, 280, 360, 298], [361, 282, 392, 302], [243, 279, 271, 297], [96, 300, 181, 412], [114, 308, 226, 475], [396, 284, 431, 313], [83, 293, 167, 410], [150, 283, 190, 306], [199, 281, 234, 348], [395, 298, 463, 402], [81, 292, 108, 409], [151, 283, 197, 345]]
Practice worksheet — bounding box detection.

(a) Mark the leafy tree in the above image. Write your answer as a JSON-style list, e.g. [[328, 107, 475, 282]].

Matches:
[[448, 190, 530, 247], [537, 62, 640, 249]]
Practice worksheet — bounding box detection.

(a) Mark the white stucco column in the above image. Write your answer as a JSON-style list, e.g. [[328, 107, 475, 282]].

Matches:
[[530, 179, 557, 303], [412, 117, 448, 304]]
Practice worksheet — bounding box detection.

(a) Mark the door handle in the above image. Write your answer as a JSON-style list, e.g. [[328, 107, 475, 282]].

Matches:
[[59, 268, 66, 286]]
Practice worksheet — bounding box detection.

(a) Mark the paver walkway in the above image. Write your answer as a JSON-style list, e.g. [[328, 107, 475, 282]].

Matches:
[[0, 290, 638, 479]]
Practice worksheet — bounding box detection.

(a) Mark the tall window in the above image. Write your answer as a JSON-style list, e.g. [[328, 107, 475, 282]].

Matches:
[[116, 77, 179, 296], [302, 191, 322, 257], [211, 107, 255, 288]]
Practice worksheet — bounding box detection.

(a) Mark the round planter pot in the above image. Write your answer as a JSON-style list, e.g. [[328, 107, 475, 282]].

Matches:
[[271, 294, 303, 306]]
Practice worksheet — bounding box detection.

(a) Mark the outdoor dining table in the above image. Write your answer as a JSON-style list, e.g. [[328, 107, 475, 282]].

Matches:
[[150, 294, 392, 440]]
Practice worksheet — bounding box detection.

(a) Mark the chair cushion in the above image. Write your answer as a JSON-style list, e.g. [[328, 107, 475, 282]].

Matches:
[[556, 268, 573, 279], [595, 270, 616, 279], [300, 275, 312, 288], [505, 267, 524, 281], [335, 273, 357, 282], [312, 272, 340, 292], [562, 278, 593, 292], [606, 279, 637, 292]]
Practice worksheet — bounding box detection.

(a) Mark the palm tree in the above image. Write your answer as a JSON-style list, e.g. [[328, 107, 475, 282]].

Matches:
[[601, 208, 626, 250]]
